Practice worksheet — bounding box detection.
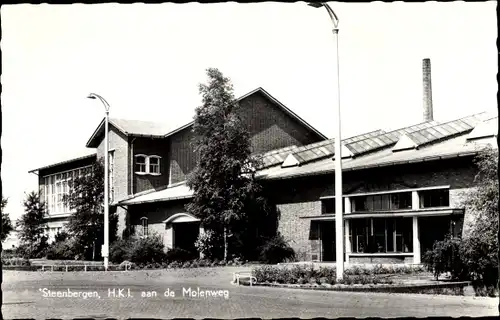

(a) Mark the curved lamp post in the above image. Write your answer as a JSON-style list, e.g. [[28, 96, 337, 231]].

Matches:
[[87, 93, 110, 271], [308, 2, 344, 280]]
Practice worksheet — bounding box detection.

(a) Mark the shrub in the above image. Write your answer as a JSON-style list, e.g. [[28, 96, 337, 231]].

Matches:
[[194, 229, 221, 260], [423, 236, 467, 281], [129, 235, 167, 264], [258, 234, 295, 264], [182, 261, 192, 268], [165, 248, 196, 263], [46, 239, 79, 260], [17, 236, 50, 259], [2, 257, 31, 266], [110, 239, 133, 264], [460, 231, 498, 296], [169, 261, 181, 269], [198, 259, 209, 267], [317, 267, 337, 284]]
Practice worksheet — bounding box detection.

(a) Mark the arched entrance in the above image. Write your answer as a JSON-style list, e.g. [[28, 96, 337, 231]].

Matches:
[[164, 213, 202, 255]]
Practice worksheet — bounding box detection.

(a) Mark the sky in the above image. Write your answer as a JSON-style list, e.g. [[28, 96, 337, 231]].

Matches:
[[1, 2, 498, 223]]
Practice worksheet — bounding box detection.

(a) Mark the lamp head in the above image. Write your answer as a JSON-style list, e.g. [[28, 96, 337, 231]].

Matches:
[[307, 2, 324, 8], [87, 94, 97, 99]]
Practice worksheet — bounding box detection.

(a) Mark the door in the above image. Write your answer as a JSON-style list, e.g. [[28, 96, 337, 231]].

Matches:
[[173, 222, 200, 254], [320, 221, 336, 262]]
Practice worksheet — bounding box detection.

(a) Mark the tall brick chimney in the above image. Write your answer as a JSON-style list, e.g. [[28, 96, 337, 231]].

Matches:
[[422, 58, 434, 122]]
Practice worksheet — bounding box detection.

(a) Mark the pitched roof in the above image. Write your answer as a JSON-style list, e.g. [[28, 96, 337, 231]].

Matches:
[[86, 87, 327, 148], [257, 133, 494, 181], [114, 110, 495, 206], [28, 152, 97, 173], [86, 117, 186, 148], [285, 129, 387, 166]]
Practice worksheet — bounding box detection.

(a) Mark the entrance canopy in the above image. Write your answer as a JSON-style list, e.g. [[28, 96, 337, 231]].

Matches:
[[163, 213, 200, 224]]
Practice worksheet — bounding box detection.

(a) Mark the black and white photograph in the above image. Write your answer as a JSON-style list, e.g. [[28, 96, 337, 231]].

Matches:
[[1, 1, 498, 318]]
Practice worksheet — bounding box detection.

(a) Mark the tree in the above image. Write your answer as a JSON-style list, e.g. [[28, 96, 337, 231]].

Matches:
[[17, 191, 48, 257], [1, 196, 14, 242], [460, 146, 498, 295], [186, 68, 266, 261], [63, 159, 118, 260]]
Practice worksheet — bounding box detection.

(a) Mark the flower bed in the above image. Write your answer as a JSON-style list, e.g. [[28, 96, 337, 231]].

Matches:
[[252, 264, 427, 286]]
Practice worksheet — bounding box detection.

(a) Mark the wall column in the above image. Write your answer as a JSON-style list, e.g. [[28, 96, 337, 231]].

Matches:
[[411, 191, 421, 264], [412, 216, 421, 264], [344, 197, 351, 264]]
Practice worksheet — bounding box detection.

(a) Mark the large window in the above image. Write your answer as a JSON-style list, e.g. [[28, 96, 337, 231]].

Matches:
[[44, 167, 91, 215], [419, 189, 449, 208], [350, 217, 412, 253], [352, 192, 412, 212], [135, 154, 161, 175], [321, 198, 346, 214]]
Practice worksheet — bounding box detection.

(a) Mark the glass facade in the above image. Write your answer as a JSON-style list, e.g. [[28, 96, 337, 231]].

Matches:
[[350, 217, 413, 253], [43, 167, 91, 215], [352, 192, 412, 212], [419, 189, 449, 208]]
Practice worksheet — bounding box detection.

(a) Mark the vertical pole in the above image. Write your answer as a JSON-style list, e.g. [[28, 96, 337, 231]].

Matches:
[[104, 110, 109, 271], [333, 26, 344, 280]]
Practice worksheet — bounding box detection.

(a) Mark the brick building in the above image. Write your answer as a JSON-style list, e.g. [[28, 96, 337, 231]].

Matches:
[[29, 82, 498, 264]]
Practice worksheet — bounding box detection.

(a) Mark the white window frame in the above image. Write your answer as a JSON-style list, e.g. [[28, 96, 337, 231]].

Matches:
[[134, 154, 148, 174], [148, 155, 162, 176], [43, 165, 91, 215], [134, 154, 162, 176]]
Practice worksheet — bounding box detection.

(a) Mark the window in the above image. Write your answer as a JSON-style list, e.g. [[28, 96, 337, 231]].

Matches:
[[149, 156, 161, 175], [140, 217, 149, 238], [350, 217, 412, 253], [352, 192, 412, 212], [43, 166, 90, 215], [419, 189, 449, 208], [321, 198, 346, 214], [135, 155, 147, 173], [134, 154, 161, 175]]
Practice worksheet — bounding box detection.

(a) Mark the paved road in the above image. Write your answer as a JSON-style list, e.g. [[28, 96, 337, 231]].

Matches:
[[2, 267, 498, 319]]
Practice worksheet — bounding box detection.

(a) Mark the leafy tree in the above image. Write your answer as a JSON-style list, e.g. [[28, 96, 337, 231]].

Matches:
[[1, 196, 14, 242], [460, 146, 498, 296], [186, 68, 266, 261], [16, 191, 48, 257], [63, 159, 118, 260]]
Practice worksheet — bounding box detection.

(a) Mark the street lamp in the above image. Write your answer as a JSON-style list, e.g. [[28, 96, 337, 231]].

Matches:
[[87, 93, 110, 271], [308, 2, 344, 280]]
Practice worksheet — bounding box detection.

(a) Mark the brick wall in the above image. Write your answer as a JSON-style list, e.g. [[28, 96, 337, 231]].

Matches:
[[132, 137, 170, 194], [167, 91, 325, 184], [270, 157, 478, 259], [129, 200, 190, 250], [96, 126, 129, 236], [168, 128, 197, 185], [237, 91, 323, 154]]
